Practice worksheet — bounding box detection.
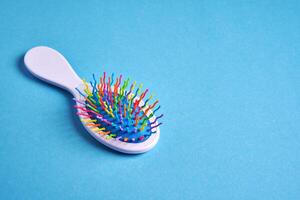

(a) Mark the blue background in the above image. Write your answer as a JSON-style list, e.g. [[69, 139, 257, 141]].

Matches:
[[0, 0, 300, 199]]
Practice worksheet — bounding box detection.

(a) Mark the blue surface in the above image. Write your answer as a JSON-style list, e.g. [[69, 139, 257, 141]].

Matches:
[[0, 0, 300, 199]]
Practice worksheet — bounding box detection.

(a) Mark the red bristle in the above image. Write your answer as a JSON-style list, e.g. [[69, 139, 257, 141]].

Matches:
[[138, 136, 145, 141], [74, 105, 87, 111], [75, 105, 104, 118], [100, 76, 104, 95], [99, 96, 106, 111], [98, 76, 103, 96], [131, 89, 148, 115], [107, 77, 113, 106], [103, 72, 106, 94], [113, 77, 119, 97], [76, 112, 92, 118]]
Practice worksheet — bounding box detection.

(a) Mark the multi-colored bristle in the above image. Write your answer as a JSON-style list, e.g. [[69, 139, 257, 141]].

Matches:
[[74, 72, 163, 143]]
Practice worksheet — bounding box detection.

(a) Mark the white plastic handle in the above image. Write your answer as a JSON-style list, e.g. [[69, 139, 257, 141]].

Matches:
[[24, 46, 83, 95]]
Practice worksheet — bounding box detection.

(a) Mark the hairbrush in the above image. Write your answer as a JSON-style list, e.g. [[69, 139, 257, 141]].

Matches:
[[24, 46, 162, 154]]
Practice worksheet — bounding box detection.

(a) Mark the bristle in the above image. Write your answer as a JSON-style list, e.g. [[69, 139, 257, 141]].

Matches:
[[74, 72, 163, 143], [150, 114, 164, 125]]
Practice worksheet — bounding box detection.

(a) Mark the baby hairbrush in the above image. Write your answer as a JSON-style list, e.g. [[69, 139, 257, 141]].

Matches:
[[24, 46, 162, 154]]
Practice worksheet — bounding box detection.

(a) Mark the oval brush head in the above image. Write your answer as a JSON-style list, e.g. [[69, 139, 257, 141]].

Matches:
[[74, 72, 163, 147]]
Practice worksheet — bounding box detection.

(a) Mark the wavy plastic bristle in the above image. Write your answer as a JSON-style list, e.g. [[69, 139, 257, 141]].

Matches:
[[74, 72, 163, 143]]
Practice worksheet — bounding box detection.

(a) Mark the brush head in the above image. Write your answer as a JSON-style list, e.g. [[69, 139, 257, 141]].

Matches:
[[74, 72, 163, 145]]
